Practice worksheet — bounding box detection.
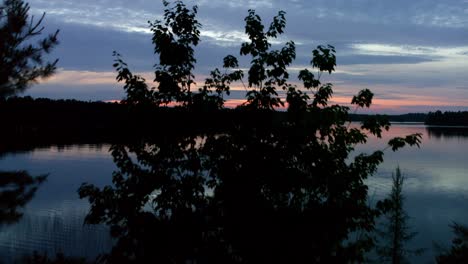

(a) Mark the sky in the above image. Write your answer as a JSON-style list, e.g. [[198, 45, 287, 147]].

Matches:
[[24, 0, 468, 114]]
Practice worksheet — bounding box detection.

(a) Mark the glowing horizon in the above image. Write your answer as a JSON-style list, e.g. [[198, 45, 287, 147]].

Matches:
[[33, 69, 468, 114]]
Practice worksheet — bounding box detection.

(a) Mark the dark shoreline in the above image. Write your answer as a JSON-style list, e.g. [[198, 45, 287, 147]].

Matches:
[[2, 97, 468, 150]]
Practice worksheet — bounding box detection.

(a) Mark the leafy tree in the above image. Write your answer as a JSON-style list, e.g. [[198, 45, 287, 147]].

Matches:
[[113, 51, 154, 106], [375, 167, 424, 263], [79, 1, 422, 263], [150, 0, 200, 105], [113, 0, 201, 106], [0, 0, 59, 98], [238, 9, 295, 110], [192, 55, 243, 111]]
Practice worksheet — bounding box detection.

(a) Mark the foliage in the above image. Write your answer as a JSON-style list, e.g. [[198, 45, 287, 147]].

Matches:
[[436, 223, 468, 263], [375, 167, 424, 263], [113, 0, 201, 106], [112, 52, 153, 106], [79, 1, 422, 263], [239, 9, 295, 110], [192, 55, 243, 111], [0, 0, 59, 98]]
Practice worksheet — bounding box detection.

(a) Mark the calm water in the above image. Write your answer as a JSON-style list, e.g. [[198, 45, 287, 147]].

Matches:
[[0, 124, 467, 263]]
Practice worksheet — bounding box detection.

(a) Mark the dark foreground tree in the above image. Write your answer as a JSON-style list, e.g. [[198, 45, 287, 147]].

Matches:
[[375, 167, 423, 263], [79, 1, 422, 263], [436, 223, 468, 263], [0, 0, 53, 225], [0, 0, 59, 98]]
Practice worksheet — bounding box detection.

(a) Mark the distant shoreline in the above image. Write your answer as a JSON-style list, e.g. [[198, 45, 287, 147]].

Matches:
[[1, 97, 468, 134], [1, 97, 468, 155]]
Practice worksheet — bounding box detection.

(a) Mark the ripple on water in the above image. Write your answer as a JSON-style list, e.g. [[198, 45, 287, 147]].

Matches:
[[0, 200, 114, 263]]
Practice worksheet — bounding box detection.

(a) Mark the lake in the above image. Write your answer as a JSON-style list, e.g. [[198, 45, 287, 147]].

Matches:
[[0, 124, 467, 263]]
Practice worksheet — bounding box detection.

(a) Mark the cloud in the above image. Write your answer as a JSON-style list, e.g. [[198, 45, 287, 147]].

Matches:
[[337, 55, 434, 65], [198, 0, 274, 9], [351, 43, 468, 58], [42, 70, 117, 86], [201, 29, 249, 46], [39, 21, 154, 72]]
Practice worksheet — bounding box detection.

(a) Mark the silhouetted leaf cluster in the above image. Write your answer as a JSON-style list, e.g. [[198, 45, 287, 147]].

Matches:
[[113, 0, 201, 106]]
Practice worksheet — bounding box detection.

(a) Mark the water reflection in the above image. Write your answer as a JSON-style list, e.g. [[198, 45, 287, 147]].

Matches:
[[0, 170, 46, 227], [427, 126, 468, 140], [0, 146, 115, 263], [0, 126, 467, 263], [0, 148, 48, 261], [364, 125, 468, 263], [0, 200, 111, 262]]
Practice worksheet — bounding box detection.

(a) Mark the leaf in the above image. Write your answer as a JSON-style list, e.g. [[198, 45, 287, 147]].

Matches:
[[311, 45, 336, 74], [351, 89, 374, 108], [388, 137, 406, 151], [223, 55, 239, 68], [298, 69, 320, 89], [361, 115, 390, 138], [312, 83, 333, 107]]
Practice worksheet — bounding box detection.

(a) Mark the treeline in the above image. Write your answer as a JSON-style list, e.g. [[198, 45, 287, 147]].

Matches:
[[425, 111, 468, 126], [0, 96, 293, 152], [0, 96, 430, 153], [0, 97, 427, 139], [350, 113, 427, 122], [0, 96, 436, 149], [0, 96, 128, 152], [4, 97, 468, 149]]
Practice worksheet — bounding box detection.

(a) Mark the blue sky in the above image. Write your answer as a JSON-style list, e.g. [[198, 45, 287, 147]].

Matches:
[[25, 0, 468, 113]]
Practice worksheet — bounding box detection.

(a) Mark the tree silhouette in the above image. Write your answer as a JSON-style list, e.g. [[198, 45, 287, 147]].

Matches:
[[0, 0, 59, 99], [79, 1, 422, 263], [436, 223, 468, 263], [238, 9, 295, 110], [113, 0, 201, 106]]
